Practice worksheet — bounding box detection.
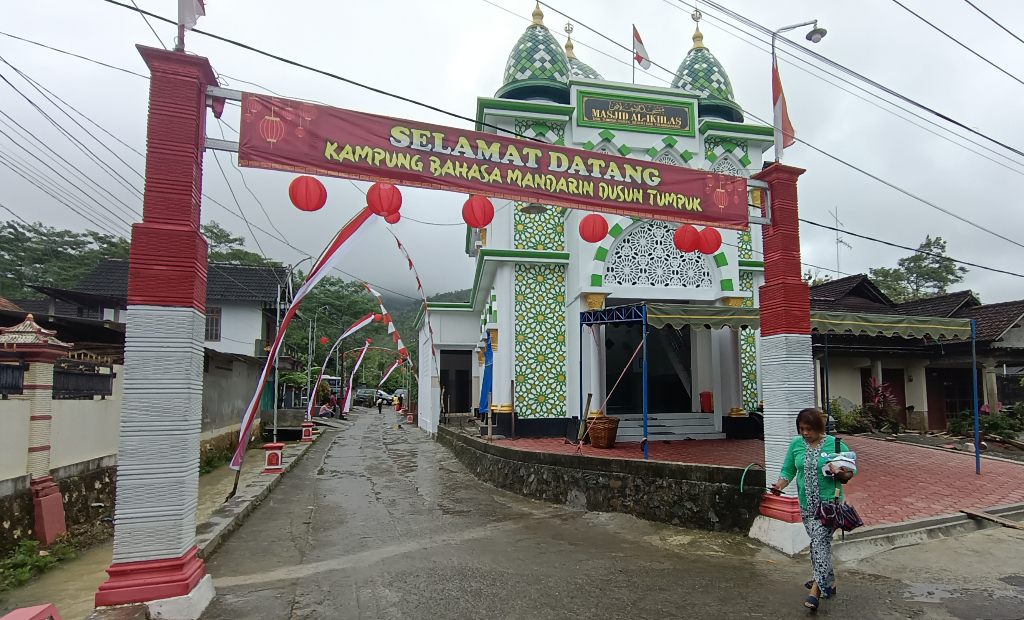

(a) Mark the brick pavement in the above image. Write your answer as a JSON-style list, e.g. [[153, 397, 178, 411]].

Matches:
[[496, 436, 1024, 526]]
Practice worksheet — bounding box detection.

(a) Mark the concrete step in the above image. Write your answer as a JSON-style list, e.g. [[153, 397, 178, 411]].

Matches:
[[617, 418, 717, 430], [611, 412, 711, 422], [616, 428, 726, 440]]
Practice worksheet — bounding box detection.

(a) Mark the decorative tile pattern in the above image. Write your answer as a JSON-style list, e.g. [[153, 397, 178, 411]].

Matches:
[[514, 202, 565, 251], [514, 119, 566, 143], [514, 263, 567, 418], [705, 136, 749, 168], [605, 221, 712, 288], [502, 25, 570, 88], [739, 269, 758, 411], [673, 46, 736, 103], [737, 230, 753, 261], [568, 56, 602, 80]]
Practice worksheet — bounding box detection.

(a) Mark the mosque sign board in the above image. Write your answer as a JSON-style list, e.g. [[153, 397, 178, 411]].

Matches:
[[576, 91, 696, 137], [238, 93, 748, 230]]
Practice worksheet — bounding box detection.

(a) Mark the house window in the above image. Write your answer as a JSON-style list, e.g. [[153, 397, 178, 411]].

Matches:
[[205, 307, 222, 342]]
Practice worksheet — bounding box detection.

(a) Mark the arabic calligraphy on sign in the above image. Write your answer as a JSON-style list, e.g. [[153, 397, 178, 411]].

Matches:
[[580, 94, 693, 134]]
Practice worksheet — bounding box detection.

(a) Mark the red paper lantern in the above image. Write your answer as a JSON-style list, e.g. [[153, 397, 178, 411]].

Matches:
[[673, 225, 701, 253], [578, 214, 609, 243], [288, 176, 327, 212], [373, 313, 384, 322], [367, 183, 402, 216], [698, 227, 723, 254], [462, 195, 494, 228], [384, 211, 401, 224], [319, 336, 329, 345], [713, 188, 728, 210]]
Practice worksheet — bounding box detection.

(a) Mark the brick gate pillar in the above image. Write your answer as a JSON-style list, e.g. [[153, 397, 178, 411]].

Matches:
[[747, 163, 816, 555], [95, 46, 219, 614], [0, 314, 72, 545]]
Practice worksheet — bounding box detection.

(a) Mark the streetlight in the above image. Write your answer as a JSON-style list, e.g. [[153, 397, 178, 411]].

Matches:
[[305, 305, 332, 405], [771, 20, 826, 161], [273, 255, 314, 442]]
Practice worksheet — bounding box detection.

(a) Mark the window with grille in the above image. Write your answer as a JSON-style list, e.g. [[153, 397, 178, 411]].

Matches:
[[205, 307, 222, 342]]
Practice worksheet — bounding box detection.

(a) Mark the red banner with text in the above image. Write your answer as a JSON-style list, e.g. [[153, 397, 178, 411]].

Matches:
[[237, 94, 749, 229]]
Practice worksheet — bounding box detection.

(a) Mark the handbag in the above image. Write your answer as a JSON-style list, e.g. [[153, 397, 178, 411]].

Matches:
[[815, 435, 864, 533]]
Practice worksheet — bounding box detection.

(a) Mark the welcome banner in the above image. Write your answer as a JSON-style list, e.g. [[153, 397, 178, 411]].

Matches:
[[237, 94, 750, 229]]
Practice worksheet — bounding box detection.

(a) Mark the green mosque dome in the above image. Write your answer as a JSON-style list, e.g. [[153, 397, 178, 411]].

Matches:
[[495, 4, 571, 104], [671, 28, 744, 123], [565, 37, 603, 80]]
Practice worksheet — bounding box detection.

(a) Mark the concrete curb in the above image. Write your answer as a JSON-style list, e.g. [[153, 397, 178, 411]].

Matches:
[[833, 501, 1024, 561], [194, 436, 319, 559]]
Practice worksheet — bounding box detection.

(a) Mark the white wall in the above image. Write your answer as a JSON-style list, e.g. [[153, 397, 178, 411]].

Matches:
[[0, 399, 30, 481], [822, 357, 930, 411], [50, 399, 120, 469], [207, 303, 264, 356]]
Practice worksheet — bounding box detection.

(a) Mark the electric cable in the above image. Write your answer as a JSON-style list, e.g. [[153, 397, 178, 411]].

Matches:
[[891, 0, 1024, 88], [215, 118, 290, 245], [962, 0, 1024, 47], [210, 149, 270, 261], [0, 31, 149, 79], [129, 0, 167, 50], [0, 201, 29, 225]]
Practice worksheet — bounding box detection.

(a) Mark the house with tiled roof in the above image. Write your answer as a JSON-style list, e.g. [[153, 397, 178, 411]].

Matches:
[[809, 275, 1024, 430], [30, 258, 288, 357]]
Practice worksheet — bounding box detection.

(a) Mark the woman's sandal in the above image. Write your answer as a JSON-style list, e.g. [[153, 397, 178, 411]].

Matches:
[[804, 581, 837, 599], [804, 595, 819, 610]]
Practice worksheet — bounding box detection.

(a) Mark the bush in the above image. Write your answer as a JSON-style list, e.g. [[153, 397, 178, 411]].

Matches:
[[830, 399, 872, 434], [947, 410, 1023, 440], [0, 538, 76, 591]]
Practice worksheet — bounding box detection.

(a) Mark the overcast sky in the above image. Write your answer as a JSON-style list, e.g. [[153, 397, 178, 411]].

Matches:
[[3, 0, 1024, 303]]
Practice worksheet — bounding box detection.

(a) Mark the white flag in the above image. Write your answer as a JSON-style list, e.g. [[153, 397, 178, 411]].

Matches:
[[179, 0, 205, 30], [632, 25, 651, 69]]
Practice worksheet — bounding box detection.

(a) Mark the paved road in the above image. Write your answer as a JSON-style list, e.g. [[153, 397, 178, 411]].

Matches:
[[202, 410, 1024, 619]]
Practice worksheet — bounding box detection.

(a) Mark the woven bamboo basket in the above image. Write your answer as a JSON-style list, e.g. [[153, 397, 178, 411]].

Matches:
[[589, 416, 620, 449]]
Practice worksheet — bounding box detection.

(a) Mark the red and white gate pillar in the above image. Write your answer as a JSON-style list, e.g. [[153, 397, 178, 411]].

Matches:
[[747, 163, 816, 555], [95, 46, 220, 615], [0, 315, 72, 544]]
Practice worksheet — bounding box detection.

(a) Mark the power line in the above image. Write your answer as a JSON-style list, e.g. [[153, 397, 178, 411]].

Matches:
[[0, 201, 30, 225], [99, 0, 543, 144], [962, 0, 1024, 47], [657, 0, 1024, 176], [891, 0, 1024, 88], [692, 0, 1024, 160], [800, 218, 1024, 278], [0, 31, 149, 79], [129, 0, 167, 50], [210, 150, 270, 260], [536, 0, 1024, 252], [215, 119, 290, 244]]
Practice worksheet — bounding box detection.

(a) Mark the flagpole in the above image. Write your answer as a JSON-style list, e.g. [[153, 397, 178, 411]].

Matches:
[[632, 26, 636, 85]]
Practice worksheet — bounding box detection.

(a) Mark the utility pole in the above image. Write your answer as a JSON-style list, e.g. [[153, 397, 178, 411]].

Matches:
[[273, 285, 280, 442], [829, 206, 852, 278]]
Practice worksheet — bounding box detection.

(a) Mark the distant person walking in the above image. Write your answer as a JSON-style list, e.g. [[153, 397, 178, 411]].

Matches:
[[771, 408, 856, 611], [377, 396, 384, 415], [397, 393, 404, 411]]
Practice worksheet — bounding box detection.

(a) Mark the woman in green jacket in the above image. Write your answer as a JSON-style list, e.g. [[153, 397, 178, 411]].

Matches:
[[771, 407, 856, 610]]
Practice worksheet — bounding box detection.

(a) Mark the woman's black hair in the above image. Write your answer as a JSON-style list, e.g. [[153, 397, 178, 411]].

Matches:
[[795, 407, 826, 434]]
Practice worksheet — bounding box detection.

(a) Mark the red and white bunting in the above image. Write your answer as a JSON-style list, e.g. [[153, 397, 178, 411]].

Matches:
[[364, 283, 413, 365], [230, 208, 378, 471], [305, 312, 377, 421], [378, 358, 403, 388], [387, 230, 437, 374], [342, 339, 371, 413]]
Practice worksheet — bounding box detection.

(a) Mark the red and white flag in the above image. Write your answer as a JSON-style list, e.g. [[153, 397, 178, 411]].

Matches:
[[305, 313, 377, 421], [342, 340, 371, 413], [378, 358, 403, 389], [632, 25, 651, 69], [772, 56, 796, 158], [229, 208, 378, 470], [178, 0, 205, 30]]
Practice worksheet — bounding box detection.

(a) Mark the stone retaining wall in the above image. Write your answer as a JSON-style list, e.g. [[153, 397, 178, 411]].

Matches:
[[437, 426, 764, 532]]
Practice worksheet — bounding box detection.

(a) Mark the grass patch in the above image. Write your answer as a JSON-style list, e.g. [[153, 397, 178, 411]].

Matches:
[[0, 538, 76, 592]]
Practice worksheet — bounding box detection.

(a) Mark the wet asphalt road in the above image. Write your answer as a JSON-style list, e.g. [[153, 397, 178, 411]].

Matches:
[[201, 410, 1024, 619]]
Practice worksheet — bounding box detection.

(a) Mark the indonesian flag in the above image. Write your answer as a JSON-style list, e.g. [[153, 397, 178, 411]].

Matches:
[[772, 56, 796, 158], [342, 340, 371, 413], [178, 0, 205, 30], [229, 208, 378, 470], [633, 25, 651, 69]]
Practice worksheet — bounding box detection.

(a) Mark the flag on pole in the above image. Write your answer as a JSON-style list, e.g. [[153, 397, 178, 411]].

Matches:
[[178, 0, 205, 30], [305, 313, 377, 421], [772, 56, 796, 158], [632, 25, 651, 69], [378, 358, 403, 388], [229, 208, 378, 470], [342, 340, 371, 413]]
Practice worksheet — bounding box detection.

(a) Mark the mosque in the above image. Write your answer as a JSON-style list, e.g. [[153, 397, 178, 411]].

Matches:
[[415, 4, 774, 439]]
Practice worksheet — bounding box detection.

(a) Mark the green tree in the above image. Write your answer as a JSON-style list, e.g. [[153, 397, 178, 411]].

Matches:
[[0, 221, 129, 299], [868, 235, 967, 303], [202, 221, 278, 266]]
